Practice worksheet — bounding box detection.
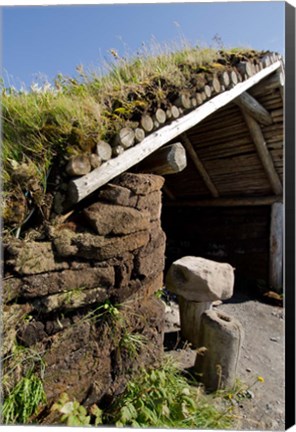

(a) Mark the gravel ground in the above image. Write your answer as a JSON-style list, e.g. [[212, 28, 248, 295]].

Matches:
[[163, 290, 285, 431]]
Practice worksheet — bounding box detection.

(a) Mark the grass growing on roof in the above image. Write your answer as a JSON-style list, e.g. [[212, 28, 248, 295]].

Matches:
[[2, 41, 264, 231]]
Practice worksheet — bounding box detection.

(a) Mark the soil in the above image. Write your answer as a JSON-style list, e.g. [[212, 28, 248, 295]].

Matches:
[[163, 289, 285, 431]]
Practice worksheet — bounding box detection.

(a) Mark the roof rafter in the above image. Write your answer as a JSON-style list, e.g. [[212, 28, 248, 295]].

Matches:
[[181, 133, 219, 198], [233, 92, 273, 125], [240, 110, 283, 195]]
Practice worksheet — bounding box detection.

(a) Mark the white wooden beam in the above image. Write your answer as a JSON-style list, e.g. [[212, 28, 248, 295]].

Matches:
[[269, 202, 283, 291], [67, 61, 282, 205], [181, 133, 219, 198], [233, 92, 273, 125], [240, 110, 283, 195]]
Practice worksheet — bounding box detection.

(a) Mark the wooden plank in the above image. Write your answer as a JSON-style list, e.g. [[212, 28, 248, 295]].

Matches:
[[67, 61, 282, 204], [240, 111, 283, 195], [233, 92, 273, 125], [164, 196, 282, 207], [269, 202, 283, 291], [181, 133, 219, 197], [138, 142, 187, 175]]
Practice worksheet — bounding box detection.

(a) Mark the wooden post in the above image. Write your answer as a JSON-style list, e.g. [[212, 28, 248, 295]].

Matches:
[[269, 202, 283, 291], [138, 142, 187, 175], [234, 92, 273, 125], [181, 133, 219, 198], [240, 110, 283, 195]]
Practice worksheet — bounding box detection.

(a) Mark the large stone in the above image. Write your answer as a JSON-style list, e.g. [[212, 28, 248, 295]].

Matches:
[[3, 303, 33, 355], [136, 191, 162, 221], [3, 278, 22, 303], [83, 203, 150, 236], [138, 221, 166, 257], [16, 267, 115, 298], [134, 243, 166, 278], [165, 256, 234, 302], [98, 184, 138, 207], [114, 173, 165, 195], [53, 228, 149, 261], [34, 286, 108, 313], [5, 240, 69, 276], [110, 272, 163, 303]]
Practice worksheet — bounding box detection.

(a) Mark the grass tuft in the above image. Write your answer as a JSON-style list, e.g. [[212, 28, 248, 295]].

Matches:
[[2, 372, 46, 424]]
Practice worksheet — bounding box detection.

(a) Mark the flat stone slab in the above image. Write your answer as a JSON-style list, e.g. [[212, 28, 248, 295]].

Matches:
[[52, 228, 149, 261], [6, 240, 69, 276], [113, 173, 164, 195], [165, 256, 234, 302], [83, 203, 150, 236]]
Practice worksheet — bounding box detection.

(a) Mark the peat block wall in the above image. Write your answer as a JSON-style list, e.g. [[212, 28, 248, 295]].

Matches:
[[3, 173, 166, 414]]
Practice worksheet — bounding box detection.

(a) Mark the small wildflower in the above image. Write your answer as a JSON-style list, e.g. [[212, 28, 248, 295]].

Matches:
[[257, 376, 264, 383]]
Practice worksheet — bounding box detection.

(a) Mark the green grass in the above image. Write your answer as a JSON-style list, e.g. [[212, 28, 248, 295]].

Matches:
[[104, 357, 234, 429], [2, 372, 46, 424], [1, 41, 269, 231], [50, 357, 235, 428]]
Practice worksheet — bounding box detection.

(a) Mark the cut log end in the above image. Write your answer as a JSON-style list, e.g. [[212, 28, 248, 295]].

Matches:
[[139, 142, 187, 175], [141, 114, 154, 132], [114, 128, 135, 149]]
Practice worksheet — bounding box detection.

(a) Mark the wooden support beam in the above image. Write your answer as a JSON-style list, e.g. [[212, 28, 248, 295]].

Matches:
[[269, 202, 283, 291], [162, 185, 176, 201], [138, 143, 187, 175], [181, 133, 219, 198], [67, 61, 282, 205], [234, 92, 273, 125], [163, 196, 282, 207], [240, 110, 283, 195], [250, 69, 284, 97]]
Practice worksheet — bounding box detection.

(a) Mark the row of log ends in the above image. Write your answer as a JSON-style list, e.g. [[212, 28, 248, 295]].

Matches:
[[64, 52, 282, 179], [61, 52, 283, 211]]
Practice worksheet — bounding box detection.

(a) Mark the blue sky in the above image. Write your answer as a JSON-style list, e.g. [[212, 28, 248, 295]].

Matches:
[[2, 2, 285, 89]]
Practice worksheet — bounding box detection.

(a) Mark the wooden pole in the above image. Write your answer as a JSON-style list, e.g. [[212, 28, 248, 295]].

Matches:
[[138, 142, 187, 175], [181, 133, 219, 198], [234, 92, 273, 125], [240, 110, 283, 195], [162, 185, 176, 200], [269, 202, 283, 291], [164, 196, 282, 207]]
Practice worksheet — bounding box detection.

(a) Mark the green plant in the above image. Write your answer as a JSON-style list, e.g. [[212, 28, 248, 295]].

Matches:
[[119, 331, 148, 359], [215, 375, 265, 405], [2, 372, 46, 424], [104, 357, 234, 429], [51, 392, 103, 426], [82, 299, 120, 324]]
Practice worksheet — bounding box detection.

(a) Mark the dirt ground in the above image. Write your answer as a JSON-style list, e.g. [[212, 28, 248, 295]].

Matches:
[[163, 289, 285, 431]]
